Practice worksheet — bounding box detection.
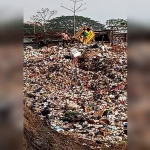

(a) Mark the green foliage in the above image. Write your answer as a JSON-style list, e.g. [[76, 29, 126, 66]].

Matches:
[[24, 24, 43, 34], [24, 16, 105, 34], [106, 18, 127, 32], [106, 18, 127, 27], [46, 15, 105, 33], [24, 17, 127, 34]]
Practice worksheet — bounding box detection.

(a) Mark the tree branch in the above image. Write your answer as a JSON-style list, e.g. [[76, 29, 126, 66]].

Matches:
[[75, 3, 86, 11], [76, 8, 86, 12], [61, 4, 74, 12], [76, 0, 83, 2], [75, 3, 82, 11], [70, 0, 83, 2], [47, 11, 57, 20], [37, 11, 45, 20], [44, 10, 48, 20], [70, 6, 74, 10]]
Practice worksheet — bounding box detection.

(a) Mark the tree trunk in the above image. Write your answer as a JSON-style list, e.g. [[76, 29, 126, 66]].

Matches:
[[74, 12, 76, 36], [74, 0, 77, 36], [34, 23, 35, 34]]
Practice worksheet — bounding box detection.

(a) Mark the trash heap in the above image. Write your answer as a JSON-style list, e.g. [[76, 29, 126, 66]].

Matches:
[[24, 43, 127, 148]]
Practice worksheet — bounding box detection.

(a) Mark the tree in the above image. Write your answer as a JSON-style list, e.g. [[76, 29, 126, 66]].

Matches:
[[30, 8, 57, 33], [46, 16, 105, 33], [24, 23, 43, 34], [61, 0, 86, 35], [106, 18, 127, 32]]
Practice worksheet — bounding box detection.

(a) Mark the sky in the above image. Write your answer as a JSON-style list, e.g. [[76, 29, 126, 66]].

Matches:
[[23, 0, 127, 24], [128, 0, 150, 27]]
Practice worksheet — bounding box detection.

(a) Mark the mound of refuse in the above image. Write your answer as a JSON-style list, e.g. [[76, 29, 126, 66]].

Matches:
[[24, 106, 127, 150], [24, 43, 127, 149], [24, 106, 93, 150]]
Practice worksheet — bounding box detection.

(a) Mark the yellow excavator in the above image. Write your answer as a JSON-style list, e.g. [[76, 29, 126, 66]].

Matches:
[[73, 27, 95, 44]]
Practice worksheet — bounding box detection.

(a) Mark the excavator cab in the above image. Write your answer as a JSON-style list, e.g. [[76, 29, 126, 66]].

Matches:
[[73, 27, 95, 44]]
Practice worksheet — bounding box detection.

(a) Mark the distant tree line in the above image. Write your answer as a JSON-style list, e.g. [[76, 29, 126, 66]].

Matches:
[[24, 15, 105, 34], [24, 16, 127, 34]]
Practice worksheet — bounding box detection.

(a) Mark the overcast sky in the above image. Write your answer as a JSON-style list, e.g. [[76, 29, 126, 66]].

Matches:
[[24, 0, 127, 24]]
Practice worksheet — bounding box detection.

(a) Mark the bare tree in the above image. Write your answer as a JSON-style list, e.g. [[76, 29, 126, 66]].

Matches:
[[61, 0, 86, 35], [30, 8, 57, 33]]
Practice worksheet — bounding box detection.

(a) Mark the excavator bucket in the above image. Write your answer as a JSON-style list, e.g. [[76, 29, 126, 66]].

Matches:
[[84, 30, 95, 44], [73, 27, 95, 44], [73, 28, 84, 40]]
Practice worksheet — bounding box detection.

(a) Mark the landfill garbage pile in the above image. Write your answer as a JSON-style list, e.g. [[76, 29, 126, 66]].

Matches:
[[24, 105, 92, 150], [24, 43, 127, 149]]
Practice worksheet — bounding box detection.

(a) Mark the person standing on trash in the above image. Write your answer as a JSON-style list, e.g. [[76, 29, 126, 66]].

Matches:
[[83, 26, 89, 44], [61, 31, 70, 48]]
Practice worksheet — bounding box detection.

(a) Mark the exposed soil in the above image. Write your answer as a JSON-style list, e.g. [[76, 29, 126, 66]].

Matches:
[[24, 106, 127, 150]]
